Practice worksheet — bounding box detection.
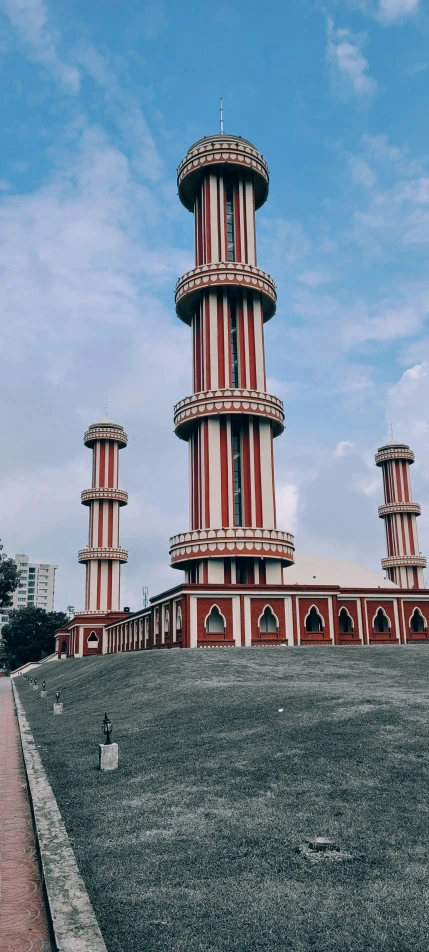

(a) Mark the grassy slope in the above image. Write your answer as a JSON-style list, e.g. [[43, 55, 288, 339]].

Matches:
[[15, 648, 429, 952]]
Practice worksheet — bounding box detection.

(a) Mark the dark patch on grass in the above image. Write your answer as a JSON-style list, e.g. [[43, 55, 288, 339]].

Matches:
[[15, 647, 429, 951]]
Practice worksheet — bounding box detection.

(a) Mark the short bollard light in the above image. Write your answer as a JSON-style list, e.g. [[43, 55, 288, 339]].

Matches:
[[53, 688, 63, 715], [40, 680, 47, 698], [33, 678, 38, 692], [99, 712, 118, 771]]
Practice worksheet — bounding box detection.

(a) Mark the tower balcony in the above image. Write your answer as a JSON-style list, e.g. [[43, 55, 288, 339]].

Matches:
[[375, 445, 414, 466], [81, 488, 129, 506], [381, 555, 426, 569], [169, 527, 295, 568], [175, 262, 276, 325], [177, 134, 269, 212], [84, 423, 128, 448], [378, 502, 421, 518], [78, 546, 128, 564], [174, 389, 284, 440]]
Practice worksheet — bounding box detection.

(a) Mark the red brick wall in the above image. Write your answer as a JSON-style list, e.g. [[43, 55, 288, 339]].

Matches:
[[403, 601, 429, 641], [298, 598, 332, 644], [251, 598, 286, 645], [197, 597, 234, 644], [365, 600, 398, 643], [337, 599, 361, 644], [83, 627, 103, 655]]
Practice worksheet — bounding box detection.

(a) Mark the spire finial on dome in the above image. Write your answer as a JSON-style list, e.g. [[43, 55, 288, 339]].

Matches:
[[220, 97, 224, 134]]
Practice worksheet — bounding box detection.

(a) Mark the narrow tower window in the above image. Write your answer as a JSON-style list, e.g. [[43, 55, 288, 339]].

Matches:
[[410, 608, 425, 633], [259, 606, 278, 633], [232, 423, 242, 526], [339, 608, 353, 633], [373, 608, 389, 633], [226, 185, 235, 261], [305, 606, 323, 633], [230, 299, 239, 387]]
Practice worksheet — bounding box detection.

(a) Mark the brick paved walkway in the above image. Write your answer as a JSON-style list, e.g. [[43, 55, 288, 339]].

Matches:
[[0, 680, 52, 952]]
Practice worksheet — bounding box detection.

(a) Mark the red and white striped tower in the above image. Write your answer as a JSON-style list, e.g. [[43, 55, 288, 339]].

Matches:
[[169, 130, 295, 585], [78, 420, 128, 610], [375, 439, 426, 588]]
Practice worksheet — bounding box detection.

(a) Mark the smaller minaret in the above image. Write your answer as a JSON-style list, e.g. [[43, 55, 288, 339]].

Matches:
[[375, 438, 426, 588], [78, 418, 128, 611]]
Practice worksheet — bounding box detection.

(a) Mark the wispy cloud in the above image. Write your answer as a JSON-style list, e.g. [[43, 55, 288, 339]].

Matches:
[[377, 0, 420, 23], [0, 0, 80, 91], [326, 17, 376, 99]]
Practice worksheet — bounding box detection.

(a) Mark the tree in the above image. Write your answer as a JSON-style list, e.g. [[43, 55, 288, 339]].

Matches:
[[2, 606, 69, 670], [0, 554, 19, 608]]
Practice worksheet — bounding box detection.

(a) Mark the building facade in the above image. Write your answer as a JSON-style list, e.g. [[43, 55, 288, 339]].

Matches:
[[56, 126, 429, 659], [11, 555, 58, 612]]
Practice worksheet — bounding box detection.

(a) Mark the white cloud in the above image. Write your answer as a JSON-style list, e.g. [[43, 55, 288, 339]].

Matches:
[[333, 440, 355, 457], [326, 17, 376, 98], [377, 0, 420, 23], [0, 0, 80, 91], [349, 155, 376, 189], [276, 483, 299, 533], [297, 271, 331, 287]]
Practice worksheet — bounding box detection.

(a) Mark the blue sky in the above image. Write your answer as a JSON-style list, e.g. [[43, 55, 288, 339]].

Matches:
[[1, 0, 429, 610]]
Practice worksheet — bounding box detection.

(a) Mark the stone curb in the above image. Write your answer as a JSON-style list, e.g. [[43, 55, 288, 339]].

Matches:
[[12, 681, 108, 952]]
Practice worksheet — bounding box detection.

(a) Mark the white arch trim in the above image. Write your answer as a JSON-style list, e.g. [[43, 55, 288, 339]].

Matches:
[[204, 604, 227, 629], [257, 604, 280, 628], [88, 630, 99, 643], [304, 604, 325, 628], [338, 606, 354, 629], [371, 607, 391, 629], [409, 607, 427, 629]]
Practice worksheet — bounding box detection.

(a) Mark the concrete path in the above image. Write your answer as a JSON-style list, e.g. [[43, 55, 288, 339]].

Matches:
[[0, 679, 52, 952]]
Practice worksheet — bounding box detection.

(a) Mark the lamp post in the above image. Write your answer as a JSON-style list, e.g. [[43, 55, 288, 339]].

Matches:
[[53, 688, 63, 715], [99, 712, 118, 771], [102, 712, 112, 745]]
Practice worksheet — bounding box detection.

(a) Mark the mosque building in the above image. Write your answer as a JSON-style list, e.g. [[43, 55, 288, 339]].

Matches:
[[56, 126, 429, 656]]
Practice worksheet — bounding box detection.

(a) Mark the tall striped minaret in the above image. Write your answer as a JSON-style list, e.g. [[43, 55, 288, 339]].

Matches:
[[375, 439, 426, 589], [78, 420, 128, 611], [169, 130, 294, 585]]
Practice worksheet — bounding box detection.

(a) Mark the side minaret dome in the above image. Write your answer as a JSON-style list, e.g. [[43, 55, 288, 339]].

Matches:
[[78, 419, 128, 611], [375, 438, 426, 589], [169, 131, 295, 585]]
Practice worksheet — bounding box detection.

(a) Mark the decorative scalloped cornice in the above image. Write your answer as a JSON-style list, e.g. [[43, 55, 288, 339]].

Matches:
[[375, 447, 414, 465], [378, 502, 421, 518], [81, 488, 128, 506], [78, 546, 128, 563], [175, 262, 276, 325], [84, 425, 128, 448], [177, 135, 269, 211], [174, 389, 284, 439], [381, 555, 426, 569], [169, 527, 295, 567]]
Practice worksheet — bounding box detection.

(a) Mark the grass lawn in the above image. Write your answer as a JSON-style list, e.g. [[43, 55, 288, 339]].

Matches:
[[14, 648, 429, 952]]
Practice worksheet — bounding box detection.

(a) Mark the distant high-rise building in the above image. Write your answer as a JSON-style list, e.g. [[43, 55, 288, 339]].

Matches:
[[11, 555, 58, 612]]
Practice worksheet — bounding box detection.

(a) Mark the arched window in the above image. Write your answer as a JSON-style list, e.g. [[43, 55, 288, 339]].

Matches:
[[176, 606, 182, 630], [305, 606, 323, 633], [88, 631, 99, 643], [373, 608, 389, 633], [61, 640, 67, 654], [259, 606, 278, 633], [410, 608, 425, 633], [164, 609, 169, 631], [339, 608, 353, 633], [206, 605, 226, 634], [155, 610, 159, 635]]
